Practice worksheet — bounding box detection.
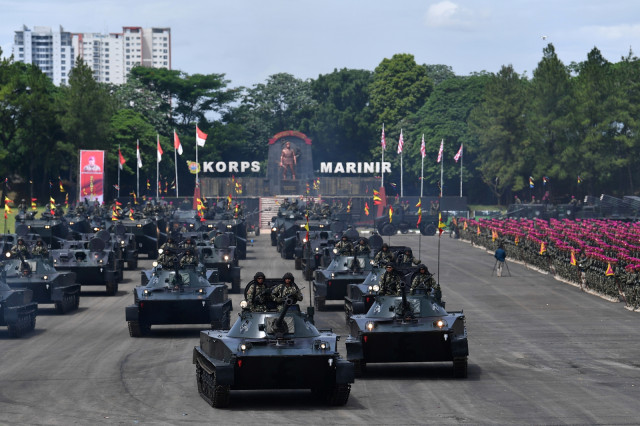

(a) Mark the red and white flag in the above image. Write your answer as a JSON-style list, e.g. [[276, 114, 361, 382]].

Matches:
[[136, 140, 143, 168], [454, 144, 463, 163], [381, 124, 386, 150], [196, 125, 208, 147], [174, 130, 183, 155], [157, 135, 163, 162], [420, 134, 426, 159], [397, 129, 404, 154], [118, 149, 126, 170], [437, 139, 444, 163]]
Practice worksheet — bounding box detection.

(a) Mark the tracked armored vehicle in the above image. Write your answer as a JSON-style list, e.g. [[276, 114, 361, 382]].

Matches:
[[193, 290, 353, 408], [346, 283, 468, 378], [3, 253, 80, 314], [197, 234, 241, 293], [313, 253, 372, 311], [0, 272, 37, 337], [50, 237, 120, 295], [126, 261, 232, 337]]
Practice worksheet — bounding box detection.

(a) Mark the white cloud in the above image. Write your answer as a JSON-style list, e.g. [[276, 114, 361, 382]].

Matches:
[[425, 1, 478, 30]]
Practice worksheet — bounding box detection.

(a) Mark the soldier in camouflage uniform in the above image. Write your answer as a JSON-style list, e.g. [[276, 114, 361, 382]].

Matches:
[[272, 272, 303, 311], [373, 243, 395, 265], [10, 238, 30, 258], [31, 239, 49, 257], [334, 235, 354, 255], [397, 248, 420, 266], [180, 249, 198, 268], [354, 238, 371, 256], [410, 264, 437, 295], [180, 237, 196, 251], [160, 237, 178, 252], [246, 272, 271, 312], [379, 264, 403, 296]]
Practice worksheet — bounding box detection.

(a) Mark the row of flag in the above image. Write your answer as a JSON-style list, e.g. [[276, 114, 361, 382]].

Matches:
[[383, 126, 463, 163], [118, 125, 209, 169], [528, 175, 583, 189]]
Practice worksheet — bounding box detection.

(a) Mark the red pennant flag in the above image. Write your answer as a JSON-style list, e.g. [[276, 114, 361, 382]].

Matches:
[[196, 124, 208, 147], [118, 149, 126, 169], [174, 130, 183, 155], [157, 135, 163, 162]]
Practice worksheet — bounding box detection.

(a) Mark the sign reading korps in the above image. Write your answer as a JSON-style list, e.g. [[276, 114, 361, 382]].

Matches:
[[202, 161, 261, 173]]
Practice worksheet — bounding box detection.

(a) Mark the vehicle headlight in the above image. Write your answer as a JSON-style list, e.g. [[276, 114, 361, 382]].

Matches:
[[53, 259, 57, 263], [370, 259, 375, 265], [44, 225, 51, 229], [272, 227, 277, 232], [303, 238, 308, 243], [158, 248, 163, 254], [152, 261, 158, 267], [120, 240, 125, 246], [319, 224, 324, 228], [372, 284, 380, 292], [239, 342, 252, 352], [433, 319, 447, 329], [98, 259, 103, 264], [227, 225, 232, 229], [314, 340, 330, 350], [240, 300, 248, 309], [333, 248, 338, 254], [208, 224, 213, 228], [366, 321, 375, 331], [5, 252, 11, 258], [93, 227, 100, 232], [331, 273, 335, 278], [136, 224, 142, 228], [143, 289, 150, 296], [224, 255, 230, 261], [315, 247, 319, 252], [300, 224, 306, 229], [43, 275, 48, 281], [69, 222, 75, 225], [198, 288, 204, 294]]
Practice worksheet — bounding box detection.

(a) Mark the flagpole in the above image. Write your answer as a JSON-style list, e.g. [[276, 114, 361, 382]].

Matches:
[[174, 129, 179, 198], [400, 152, 403, 198], [440, 154, 443, 198], [420, 155, 424, 198], [117, 144, 121, 199], [195, 124, 199, 189], [459, 144, 463, 197], [156, 134, 159, 200], [136, 139, 140, 200], [381, 123, 385, 189]]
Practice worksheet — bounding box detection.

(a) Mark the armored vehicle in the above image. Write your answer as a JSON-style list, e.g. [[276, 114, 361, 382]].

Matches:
[[119, 217, 162, 259], [313, 254, 373, 311], [16, 220, 69, 249], [125, 262, 232, 337], [0, 272, 38, 337], [3, 253, 80, 314], [50, 238, 121, 295], [344, 261, 418, 325], [375, 211, 444, 236], [197, 234, 241, 293], [107, 223, 139, 270], [294, 230, 334, 280], [346, 283, 468, 378], [193, 291, 353, 408]]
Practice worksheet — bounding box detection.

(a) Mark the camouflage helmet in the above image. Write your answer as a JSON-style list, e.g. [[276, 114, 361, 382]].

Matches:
[[254, 271, 266, 280], [418, 264, 429, 272], [282, 272, 294, 281], [381, 243, 389, 250]]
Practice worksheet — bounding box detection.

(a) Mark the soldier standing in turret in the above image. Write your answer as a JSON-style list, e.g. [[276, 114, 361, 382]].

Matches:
[[246, 272, 271, 312], [272, 272, 303, 311], [379, 264, 403, 296]]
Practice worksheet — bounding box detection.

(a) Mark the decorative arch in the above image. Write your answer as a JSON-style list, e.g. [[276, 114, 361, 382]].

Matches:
[[268, 130, 312, 145]]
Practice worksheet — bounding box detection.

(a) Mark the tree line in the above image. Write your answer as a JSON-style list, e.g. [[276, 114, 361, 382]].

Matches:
[[1, 43, 639, 206]]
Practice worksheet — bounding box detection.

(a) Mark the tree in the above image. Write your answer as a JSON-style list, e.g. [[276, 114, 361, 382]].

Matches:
[[468, 65, 529, 204], [526, 43, 574, 196], [227, 73, 316, 161], [306, 68, 374, 163]]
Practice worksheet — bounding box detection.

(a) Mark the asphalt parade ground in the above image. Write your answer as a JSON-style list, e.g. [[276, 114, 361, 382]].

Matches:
[[1, 232, 639, 425]]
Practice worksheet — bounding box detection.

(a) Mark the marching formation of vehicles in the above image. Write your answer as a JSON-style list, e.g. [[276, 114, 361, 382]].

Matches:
[[2, 197, 468, 410]]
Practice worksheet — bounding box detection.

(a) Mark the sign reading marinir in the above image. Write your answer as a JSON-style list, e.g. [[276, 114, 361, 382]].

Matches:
[[320, 162, 391, 174], [203, 161, 261, 173]]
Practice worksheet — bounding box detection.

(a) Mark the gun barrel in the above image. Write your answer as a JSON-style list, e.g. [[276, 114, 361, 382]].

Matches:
[[275, 297, 294, 328]]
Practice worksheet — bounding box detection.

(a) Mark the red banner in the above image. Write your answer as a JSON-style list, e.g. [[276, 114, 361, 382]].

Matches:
[[79, 150, 105, 204]]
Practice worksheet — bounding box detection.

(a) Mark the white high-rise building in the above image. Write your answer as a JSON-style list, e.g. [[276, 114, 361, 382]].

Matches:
[[72, 32, 125, 84], [12, 25, 73, 86], [12, 26, 171, 86], [122, 27, 171, 76]]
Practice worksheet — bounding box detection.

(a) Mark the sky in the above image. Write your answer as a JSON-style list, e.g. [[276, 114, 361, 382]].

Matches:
[[3, 0, 640, 88]]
